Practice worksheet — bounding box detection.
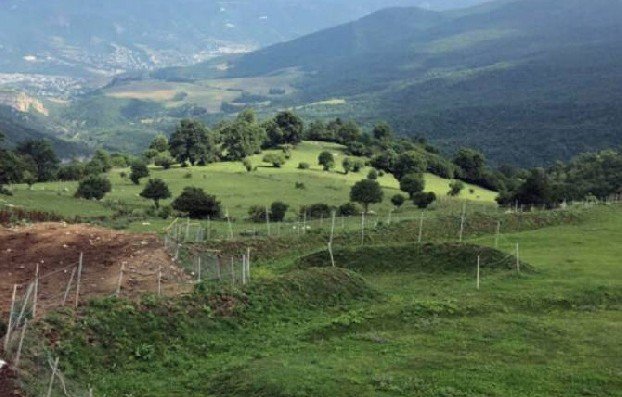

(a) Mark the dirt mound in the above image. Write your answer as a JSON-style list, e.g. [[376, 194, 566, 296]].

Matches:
[[0, 223, 190, 315]]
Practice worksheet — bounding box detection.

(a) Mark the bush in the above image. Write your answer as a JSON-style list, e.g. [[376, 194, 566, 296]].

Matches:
[[271, 201, 289, 222], [248, 205, 268, 223], [140, 179, 171, 208], [318, 151, 335, 171], [243, 158, 253, 172], [391, 194, 406, 208], [295, 182, 306, 190], [337, 203, 360, 217], [263, 153, 286, 168], [350, 179, 383, 213], [448, 180, 466, 196], [75, 176, 112, 200], [367, 169, 378, 180], [298, 162, 310, 170], [130, 161, 150, 185], [172, 187, 221, 219], [412, 192, 437, 209], [154, 153, 175, 169], [352, 159, 364, 173], [400, 173, 425, 198], [300, 203, 334, 219]]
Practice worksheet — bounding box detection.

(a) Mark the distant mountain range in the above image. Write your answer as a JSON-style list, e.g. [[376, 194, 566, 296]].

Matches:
[[157, 0, 622, 166], [0, 0, 489, 82]]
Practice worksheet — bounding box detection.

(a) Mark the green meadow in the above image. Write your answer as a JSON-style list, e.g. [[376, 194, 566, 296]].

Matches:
[[26, 204, 622, 396], [4, 141, 496, 232]]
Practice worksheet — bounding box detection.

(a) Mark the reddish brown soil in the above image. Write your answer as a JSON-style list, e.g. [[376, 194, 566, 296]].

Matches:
[[0, 363, 22, 397], [0, 223, 190, 315]]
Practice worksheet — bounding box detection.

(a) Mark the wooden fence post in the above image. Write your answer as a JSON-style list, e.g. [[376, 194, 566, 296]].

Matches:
[[33, 264, 39, 319], [4, 284, 18, 351], [115, 263, 125, 297], [75, 253, 83, 309]]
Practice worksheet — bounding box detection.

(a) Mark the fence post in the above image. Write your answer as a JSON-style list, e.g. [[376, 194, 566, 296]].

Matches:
[[418, 211, 424, 243], [13, 319, 27, 368], [328, 242, 336, 268], [115, 263, 125, 297], [46, 357, 60, 397], [266, 205, 271, 237], [33, 264, 39, 319], [246, 247, 251, 283], [387, 210, 392, 225], [477, 255, 480, 291], [494, 221, 501, 248], [330, 210, 336, 244], [158, 265, 162, 296], [62, 267, 77, 306], [361, 212, 365, 245], [230, 257, 235, 286], [75, 253, 83, 309], [227, 210, 234, 240], [197, 256, 202, 282], [4, 284, 18, 351], [516, 243, 521, 274], [459, 204, 466, 243]]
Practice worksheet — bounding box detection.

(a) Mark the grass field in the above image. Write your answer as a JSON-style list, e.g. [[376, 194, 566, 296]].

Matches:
[[4, 141, 496, 233], [28, 204, 622, 396]]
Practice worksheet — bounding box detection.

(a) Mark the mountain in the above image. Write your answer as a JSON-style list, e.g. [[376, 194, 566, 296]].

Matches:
[[158, 0, 622, 166], [0, 0, 490, 91]]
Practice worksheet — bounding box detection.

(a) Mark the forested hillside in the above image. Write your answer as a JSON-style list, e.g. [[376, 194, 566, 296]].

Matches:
[[157, 0, 622, 166]]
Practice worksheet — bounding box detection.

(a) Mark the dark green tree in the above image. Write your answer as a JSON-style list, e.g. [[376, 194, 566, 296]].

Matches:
[[172, 187, 221, 219], [140, 179, 171, 208], [412, 192, 437, 209], [392, 151, 427, 181], [391, 193, 405, 208], [274, 111, 304, 145], [400, 173, 425, 198], [350, 179, 384, 213], [270, 201, 289, 222], [373, 122, 393, 142], [448, 180, 465, 196], [454, 148, 486, 181], [75, 175, 112, 200], [169, 119, 218, 165], [318, 151, 335, 171], [130, 161, 150, 185], [15, 139, 59, 182], [342, 157, 353, 174]]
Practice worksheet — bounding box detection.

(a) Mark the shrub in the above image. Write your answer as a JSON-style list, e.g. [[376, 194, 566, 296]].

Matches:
[[243, 158, 253, 172], [448, 180, 466, 196], [318, 151, 335, 171], [140, 179, 171, 208], [295, 182, 306, 190], [271, 201, 289, 222], [300, 203, 334, 219], [337, 203, 360, 217], [75, 176, 112, 200], [367, 169, 378, 180], [400, 173, 425, 198], [263, 153, 286, 168], [172, 187, 221, 219], [154, 153, 175, 169], [298, 162, 310, 170], [184, 172, 193, 179], [248, 205, 268, 223], [350, 179, 383, 213], [391, 194, 406, 208], [342, 157, 353, 174], [130, 161, 150, 185], [412, 192, 437, 209], [352, 159, 364, 173]]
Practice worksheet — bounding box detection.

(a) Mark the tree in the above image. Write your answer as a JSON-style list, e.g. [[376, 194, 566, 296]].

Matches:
[[154, 152, 175, 169], [130, 161, 150, 185], [270, 201, 289, 222], [342, 157, 353, 174], [400, 173, 425, 198], [169, 119, 217, 165], [391, 194, 405, 209], [336, 120, 361, 144], [149, 134, 169, 153], [454, 148, 486, 181], [140, 179, 171, 208], [373, 122, 393, 142], [274, 111, 304, 145], [89, 149, 113, 173], [172, 187, 221, 219], [350, 179, 383, 213], [15, 139, 59, 182], [318, 151, 335, 171], [448, 180, 465, 196], [0, 150, 27, 194], [367, 169, 378, 180], [392, 151, 427, 181], [305, 120, 333, 142], [220, 113, 266, 160], [371, 151, 397, 173], [262, 154, 286, 168], [57, 161, 86, 181], [412, 192, 436, 209], [75, 176, 112, 200]]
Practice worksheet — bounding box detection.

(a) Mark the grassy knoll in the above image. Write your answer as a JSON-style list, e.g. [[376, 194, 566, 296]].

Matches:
[[4, 141, 496, 232], [24, 204, 622, 396]]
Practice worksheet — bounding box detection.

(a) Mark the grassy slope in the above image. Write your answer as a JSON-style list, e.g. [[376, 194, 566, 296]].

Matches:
[[35, 204, 622, 396], [4, 141, 496, 232]]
